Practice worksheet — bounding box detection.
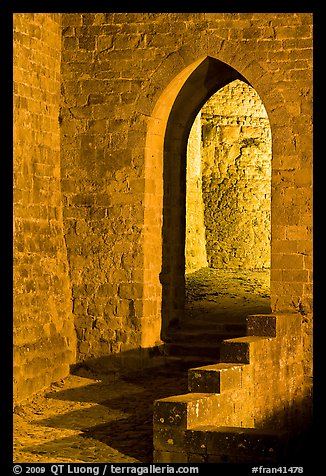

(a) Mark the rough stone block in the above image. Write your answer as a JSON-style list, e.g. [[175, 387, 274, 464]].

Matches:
[[205, 426, 285, 458], [153, 426, 186, 452], [274, 313, 302, 337], [154, 393, 219, 429], [188, 453, 207, 462], [153, 397, 188, 429], [118, 283, 143, 299], [188, 363, 243, 393], [221, 336, 272, 364], [153, 450, 188, 463], [185, 429, 207, 454], [246, 314, 277, 337]]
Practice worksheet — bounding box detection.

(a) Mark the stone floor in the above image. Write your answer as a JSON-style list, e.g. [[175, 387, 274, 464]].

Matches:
[[13, 364, 189, 463], [14, 269, 271, 463], [185, 267, 271, 324]]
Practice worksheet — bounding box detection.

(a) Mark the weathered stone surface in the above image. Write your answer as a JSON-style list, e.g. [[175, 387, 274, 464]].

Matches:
[[14, 12, 313, 405], [154, 313, 309, 462], [188, 363, 243, 393], [13, 363, 193, 463], [246, 314, 277, 337], [153, 450, 188, 463], [200, 81, 271, 271], [205, 426, 286, 457], [185, 112, 207, 273], [13, 13, 76, 403], [154, 393, 220, 429], [153, 426, 186, 452], [221, 336, 273, 364]]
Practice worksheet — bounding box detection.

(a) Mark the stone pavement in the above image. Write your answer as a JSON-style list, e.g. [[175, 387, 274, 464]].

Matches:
[[13, 363, 190, 463], [185, 268, 271, 323], [14, 269, 271, 464]]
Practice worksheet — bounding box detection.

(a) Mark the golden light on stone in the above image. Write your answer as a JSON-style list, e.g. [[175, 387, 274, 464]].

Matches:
[[13, 12, 313, 465]]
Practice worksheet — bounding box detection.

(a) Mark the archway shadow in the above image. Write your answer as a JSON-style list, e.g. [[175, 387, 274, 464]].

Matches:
[[19, 352, 313, 464], [19, 353, 195, 462]]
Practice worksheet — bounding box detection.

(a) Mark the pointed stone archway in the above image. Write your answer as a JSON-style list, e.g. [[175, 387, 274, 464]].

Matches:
[[142, 55, 272, 342]]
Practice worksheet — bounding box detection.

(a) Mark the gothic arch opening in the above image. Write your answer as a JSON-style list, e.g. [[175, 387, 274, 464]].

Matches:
[[185, 80, 272, 332], [159, 56, 272, 342]]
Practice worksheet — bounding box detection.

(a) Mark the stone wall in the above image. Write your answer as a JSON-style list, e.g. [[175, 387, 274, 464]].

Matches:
[[60, 13, 155, 368], [185, 113, 208, 273], [51, 12, 316, 377], [13, 13, 313, 401], [13, 13, 76, 402], [201, 80, 271, 269], [186, 80, 271, 271]]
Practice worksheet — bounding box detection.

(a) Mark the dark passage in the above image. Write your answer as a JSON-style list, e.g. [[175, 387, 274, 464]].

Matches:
[[165, 268, 271, 362]]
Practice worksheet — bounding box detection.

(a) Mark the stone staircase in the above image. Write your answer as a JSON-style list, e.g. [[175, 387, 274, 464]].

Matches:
[[163, 318, 247, 364], [153, 313, 310, 463]]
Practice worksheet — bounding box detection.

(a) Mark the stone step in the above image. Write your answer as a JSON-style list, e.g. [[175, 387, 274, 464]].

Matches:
[[165, 342, 221, 360], [166, 327, 246, 345], [191, 425, 286, 461], [154, 392, 223, 429], [153, 314, 305, 464], [221, 335, 273, 364], [161, 355, 218, 367], [246, 314, 277, 337], [170, 320, 246, 333], [154, 385, 254, 431], [188, 363, 245, 393], [246, 313, 301, 339], [153, 425, 287, 463]]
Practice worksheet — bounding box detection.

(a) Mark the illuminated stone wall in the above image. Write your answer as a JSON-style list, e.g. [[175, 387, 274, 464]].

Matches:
[[201, 80, 272, 270], [13, 14, 76, 402], [185, 113, 208, 273], [13, 13, 313, 401], [60, 12, 313, 377], [186, 81, 271, 272]]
